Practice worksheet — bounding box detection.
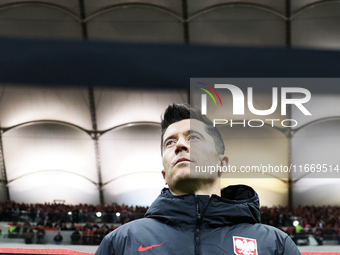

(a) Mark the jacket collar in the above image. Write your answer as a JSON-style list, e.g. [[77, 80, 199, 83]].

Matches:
[[145, 184, 261, 228]]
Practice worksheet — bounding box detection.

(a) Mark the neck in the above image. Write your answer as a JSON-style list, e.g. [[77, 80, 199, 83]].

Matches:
[[169, 178, 221, 197]]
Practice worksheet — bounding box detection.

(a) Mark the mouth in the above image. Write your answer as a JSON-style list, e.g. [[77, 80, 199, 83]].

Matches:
[[174, 157, 191, 166]]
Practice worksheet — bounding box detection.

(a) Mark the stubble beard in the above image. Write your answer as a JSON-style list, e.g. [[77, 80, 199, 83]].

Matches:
[[169, 174, 217, 195]]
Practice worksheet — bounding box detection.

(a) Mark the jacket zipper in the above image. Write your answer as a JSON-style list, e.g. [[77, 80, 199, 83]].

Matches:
[[194, 195, 213, 255], [195, 194, 201, 255]]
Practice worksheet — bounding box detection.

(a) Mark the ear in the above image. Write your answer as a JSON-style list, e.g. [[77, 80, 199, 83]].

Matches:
[[219, 155, 229, 166], [218, 155, 229, 177], [161, 169, 167, 184]]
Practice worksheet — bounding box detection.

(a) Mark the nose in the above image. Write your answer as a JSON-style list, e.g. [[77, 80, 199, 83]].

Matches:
[[175, 136, 189, 154]]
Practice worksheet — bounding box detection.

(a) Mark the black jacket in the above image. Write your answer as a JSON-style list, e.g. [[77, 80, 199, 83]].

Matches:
[[95, 185, 301, 255]]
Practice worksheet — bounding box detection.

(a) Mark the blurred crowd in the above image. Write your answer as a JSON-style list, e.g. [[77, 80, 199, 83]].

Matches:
[[1, 201, 340, 245], [1, 201, 148, 245], [1, 201, 339, 229], [7, 220, 119, 245], [261, 205, 340, 229], [0, 201, 148, 224], [261, 205, 340, 245]]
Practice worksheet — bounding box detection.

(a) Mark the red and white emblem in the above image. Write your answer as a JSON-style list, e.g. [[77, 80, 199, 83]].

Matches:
[[233, 236, 258, 255]]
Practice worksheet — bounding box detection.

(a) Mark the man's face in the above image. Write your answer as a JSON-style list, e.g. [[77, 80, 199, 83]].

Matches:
[[161, 119, 222, 192]]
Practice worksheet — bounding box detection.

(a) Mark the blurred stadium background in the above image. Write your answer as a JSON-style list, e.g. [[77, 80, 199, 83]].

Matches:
[[0, 0, 340, 253]]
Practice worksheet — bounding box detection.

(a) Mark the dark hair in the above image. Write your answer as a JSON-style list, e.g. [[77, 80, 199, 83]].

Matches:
[[160, 104, 225, 155]]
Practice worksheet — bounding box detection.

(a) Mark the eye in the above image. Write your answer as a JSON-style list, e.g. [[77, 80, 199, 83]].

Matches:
[[165, 140, 175, 147], [189, 135, 200, 141]]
